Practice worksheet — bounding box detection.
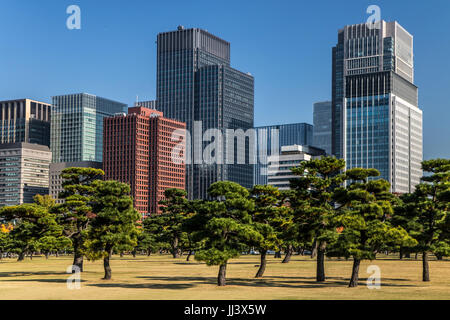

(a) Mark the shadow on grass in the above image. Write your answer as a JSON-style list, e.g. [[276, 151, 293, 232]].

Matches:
[[133, 275, 416, 289], [86, 282, 194, 290], [1, 278, 87, 283]]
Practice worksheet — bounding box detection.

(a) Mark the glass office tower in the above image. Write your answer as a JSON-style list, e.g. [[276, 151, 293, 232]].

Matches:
[[313, 101, 332, 155], [254, 123, 313, 186], [332, 21, 423, 193], [51, 93, 126, 163], [156, 26, 254, 199]]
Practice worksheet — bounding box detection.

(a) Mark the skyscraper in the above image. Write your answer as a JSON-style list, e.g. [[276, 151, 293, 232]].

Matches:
[[0, 143, 51, 207], [103, 107, 186, 216], [51, 93, 127, 164], [332, 21, 423, 193], [253, 123, 313, 186], [156, 26, 254, 199], [313, 101, 332, 155], [0, 99, 51, 147]]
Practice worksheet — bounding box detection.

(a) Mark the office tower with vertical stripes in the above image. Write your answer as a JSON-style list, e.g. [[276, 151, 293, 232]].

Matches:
[[332, 21, 422, 193], [103, 107, 186, 216], [0, 99, 51, 147], [156, 26, 254, 199]]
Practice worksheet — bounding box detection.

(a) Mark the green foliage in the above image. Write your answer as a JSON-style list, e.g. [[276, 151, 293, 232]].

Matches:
[[331, 168, 417, 261], [193, 181, 262, 267], [0, 201, 63, 259], [85, 180, 141, 260], [52, 167, 105, 265], [290, 157, 345, 256], [398, 159, 450, 256], [250, 185, 289, 253]]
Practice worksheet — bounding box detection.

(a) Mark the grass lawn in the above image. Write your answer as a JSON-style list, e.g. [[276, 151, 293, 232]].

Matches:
[[0, 254, 449, 300]]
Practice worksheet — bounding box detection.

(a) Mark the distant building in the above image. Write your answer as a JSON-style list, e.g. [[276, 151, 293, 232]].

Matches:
[[0, 143, 51, 207], [49, 161, 103, 204], [0, 99, 51, 147], [156, 27, 254, 199], [50, 93, 127, 164], [332, 21, 423, 193], [313, 101, 332, 155], [254, 123, 313, 186], [267, 144, 325, 191], [103, 107, 186, 216], [135, 100, 157, 109]]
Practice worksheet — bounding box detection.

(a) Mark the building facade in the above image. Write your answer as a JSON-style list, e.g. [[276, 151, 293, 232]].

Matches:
[[0, 99, 51, 147], [49, 161, 103, 204], [332, 21, 422, 193], [267, 145, 325, 190], [0, 143, 51, 207], [313, 101, 332, 155], [103, 107, 186, 216], [254, 123, 313, 186], [156, 26, 254, 199], [51, 93, 127, 164]]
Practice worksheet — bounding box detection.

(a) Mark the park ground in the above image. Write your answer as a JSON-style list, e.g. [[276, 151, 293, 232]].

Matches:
[[0, 254, 449, 300]]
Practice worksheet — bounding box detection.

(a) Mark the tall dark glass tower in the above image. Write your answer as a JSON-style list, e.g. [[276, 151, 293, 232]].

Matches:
[[156, 26, 254, 199], [332, 21, 423, 193]]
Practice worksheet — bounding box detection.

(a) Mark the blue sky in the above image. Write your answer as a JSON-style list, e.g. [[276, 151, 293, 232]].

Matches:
[[0, 0, 449, 159]]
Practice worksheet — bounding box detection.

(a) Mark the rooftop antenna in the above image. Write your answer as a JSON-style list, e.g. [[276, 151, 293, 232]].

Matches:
[[136, 95, 139, 106]]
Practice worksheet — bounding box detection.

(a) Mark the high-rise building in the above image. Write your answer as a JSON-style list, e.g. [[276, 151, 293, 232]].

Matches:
[[332, 21, 422, 193], [313, 101, 332, 155], [267, 144, 325, 191], [103, 107, 186, 216], [0, 99, 51, 147], [254, 123, 313, 186], [0, 143, 51, 207], [156, 26, 254, 199], [51, 93, 127, 164]]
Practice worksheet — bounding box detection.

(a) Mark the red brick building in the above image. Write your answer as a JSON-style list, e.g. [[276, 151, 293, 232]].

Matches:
[[103, 107, 186, 216]]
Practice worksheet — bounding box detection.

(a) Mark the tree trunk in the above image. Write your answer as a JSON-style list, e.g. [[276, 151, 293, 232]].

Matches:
[[436, 253, 443, 261], [415, 252, 418, 260], [45, 252, 49, 260], [218, 263, 227, 286], [147, 249, 151, 256], [274, 251, 282, 258], [399, 248, 403, 260], [172, 236, 180, 258], [282, 245, 293, 263], [316, 244, 326, 282], [186, 250, 192, 261], [255, 251, 267, 278], [103, 249, 113, 280], [405, 252, 411, 259], [17, 252, 25, 262], [422, 251, 430, 282], [349, 258, 361, 287], [132, 250, 136, 258], [72, 238, 84, 272]]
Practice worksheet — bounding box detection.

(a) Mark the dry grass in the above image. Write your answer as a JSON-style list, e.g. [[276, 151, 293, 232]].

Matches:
[[0, 254, 449, 300]]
